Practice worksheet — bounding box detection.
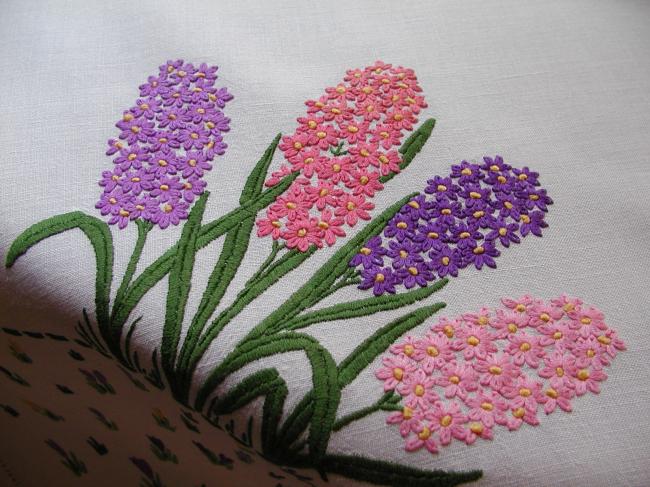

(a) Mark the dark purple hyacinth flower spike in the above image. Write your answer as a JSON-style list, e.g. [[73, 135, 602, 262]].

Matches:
[[350, 156, 553, 295]]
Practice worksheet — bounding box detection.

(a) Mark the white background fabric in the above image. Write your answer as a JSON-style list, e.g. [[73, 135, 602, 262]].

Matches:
[[1, 1, 649, 485]]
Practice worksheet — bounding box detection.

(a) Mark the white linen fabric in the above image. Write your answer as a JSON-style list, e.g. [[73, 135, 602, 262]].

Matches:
[[1, 1, 649, 486]]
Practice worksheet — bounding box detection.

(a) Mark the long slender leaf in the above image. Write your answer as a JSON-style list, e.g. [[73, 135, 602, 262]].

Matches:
[[379, 118, 435, 184], [284, 278, 448, 331], [5, 212, 115, 355], [161, 193, 208, 385]]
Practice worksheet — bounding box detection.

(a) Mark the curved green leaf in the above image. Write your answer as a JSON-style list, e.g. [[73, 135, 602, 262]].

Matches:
[[284, 278, 449, 331], [5, 211, 115, 354], [320, 454, 482, 487], [379, 118, 435, 184], [161, 193, 208, 384]]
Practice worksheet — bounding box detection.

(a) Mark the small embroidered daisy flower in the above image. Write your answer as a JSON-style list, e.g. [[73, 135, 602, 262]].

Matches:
[[571, 366, 607, 396], [387, 405, 425, 438], [412, 332, 455, 373], [506, 404, 539, 431], [492, 309, 531, 338], [397, 369, 439, 409], [538, 351, 578, 389], [389, 335, 420, 360], [539, 383, 574, 414], [505, 332, 547, 368], [375, 355, 417, 392], [430, 401, 468, 446], [501, 375, 544, 413], [567, 307, 608, 339], [454, 325, 497, 360], [474, 353, 521, 391], [431, 316, 463, 339], [466, 390, 509, 428], [436, 363, 478, 400], [405, 420, 439, 454]]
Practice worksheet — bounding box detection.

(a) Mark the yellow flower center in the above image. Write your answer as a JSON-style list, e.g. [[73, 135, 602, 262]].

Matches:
[[530, 194, 539, 201], [473, 211, 485, 218], [518, 173, 528, 181], [190, 132, 199, 139], [459, 232, 470, 239], [461, 168, 472, 176], [330, 107, 340, 114], [404, 344, 415, 356], [520, 214, 531, 224], [427, 346, 439, 357], [130, 125, 140, 133], [540, 312, 551, 322], [380, 131, 390, 139], [123, 113, 134, 121], [467, 336, 480, 346], [159, 184, 169, 191], [478, 316, 489, 326], [489, 366, 502, 375], [318, 221, 329, 230], [577, 369, 590, 381], [396, 222, 408, 229], [428, 232, 439, 239], [304, 157, 314, 165], [504, 201, 513, 209], [469, 422, 483, 434], [308, 120, 317, 129], [293, 142, 303, 150], [128, 153, 137, 161], [272, 220, 282, 229], [336, 86, 346, 94], [441, 256, 450, 266], [206, 122, 215, 129], [469, 191, 481, 199], [443, 325, 454, 338], [508, 323, 518, 333], [408, 201, 420, 209], [316, 131, 326, 139], [360, 247, 372, 255], [586, 349, 596, 358], [135, 204, 145, 211], [403, 406, 413, 420], [519, 342, 531, 351], [581, 317, 592, 325], [563, 303, 575, 312], [440, 415, 453, 427], [163, 204, 173, 213], [513, 407, 526, 419], [119, 209, 130, 217], [131, 177, 140, 182], [347, 125, 359, 133], [441, 208, 452, 215], [379, 155, 389, 164], [414, 384, 425, 396], [497, 175, 507, 183], [519, 388, 531, 397], [546, 388, 558, 399], [418, 426, 431, 440], [553, 331, 563, 340], [598, 335, 611, 345], [556, 367, 564, 377], [360, 148, 370, 157], [449, 375, 460, 384], [515, 304, 526, 312], [375, 273, 385, 283], [297, 228, 307, 237], [481, 402, 494, 411], [473, 246, 485, 255], [408, 266, 418, 276], [286, 202, 297, 210], [393, 367, 403, 380], [437, 184, 447, 192], [490, 164, 500, 171], [332, 164, 341, 172]]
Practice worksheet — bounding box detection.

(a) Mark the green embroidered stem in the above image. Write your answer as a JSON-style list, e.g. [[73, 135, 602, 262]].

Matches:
[[179, 247, 315, 400], [331, 391, 400, 432], [5, 212, 117, 358], [175, 135, 284, 401], [194, 333, 340, 464], [244, 241, 283, 287], [318, 454, 481, 487], [276, 303, 445, 450], [208, 368, 288, 453], [161, 193, 208, 390], [284, 278, 449, 331], [123, 316, 143, 370], [379, 118, 435, 184], [112, 220, 153, 315], [109, 171, 297, 331]]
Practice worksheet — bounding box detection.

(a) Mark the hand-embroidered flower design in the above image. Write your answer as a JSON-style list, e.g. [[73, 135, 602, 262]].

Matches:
[[256, 61, 428, 250], [351, 157, 553, 295], [376, 295, 625, 455], [97, 60, 232, 229]]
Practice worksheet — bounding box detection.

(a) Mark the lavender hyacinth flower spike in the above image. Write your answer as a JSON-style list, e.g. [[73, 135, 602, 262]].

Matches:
[[96, 60, 233, 229], [350, 156, 553, 295]]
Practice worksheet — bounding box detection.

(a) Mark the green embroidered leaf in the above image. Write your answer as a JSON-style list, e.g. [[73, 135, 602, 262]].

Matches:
[[320, 454, 482, 487], [250, 192, 419, 338], [210, 368, 288, 453], [284, 278, 449, 331], [186, 247, 316, 400], [239, 133, 282, 204], [338, 303, 445, 388], [277, 303, 445, 451], [5, 212, 115, 354], [194, 332, 340, 465], [379, 118, 435, 184], [161, 193, 208, 383], [176, 136, 282, 400]]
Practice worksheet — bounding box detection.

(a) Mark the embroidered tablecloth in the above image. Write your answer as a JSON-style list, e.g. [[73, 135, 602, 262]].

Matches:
[[1, 1, 649, 486]]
